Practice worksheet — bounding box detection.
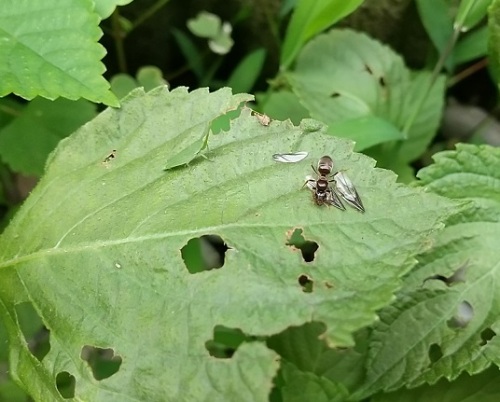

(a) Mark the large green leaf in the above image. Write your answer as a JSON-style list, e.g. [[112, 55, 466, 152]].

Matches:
[[0, 0, 118, 106], [354, 144, 500, 398], [373, 366, 500, 402], [286, 29, 446, 158], [0, 87, 456, 400], [280, 0, 364, 68], [0, 98, 96, 176]]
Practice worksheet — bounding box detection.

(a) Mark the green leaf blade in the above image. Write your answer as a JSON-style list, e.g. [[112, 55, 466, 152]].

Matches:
[[0, 87, 457, 400], [227, 48, 266, 93], [280, 0, 363, 68], [0, 0, 118, 106], [287, 29, 446, 161], [354, 144, 500, 398], [0, 98, 96, 176], [488, 0, 500, 80]]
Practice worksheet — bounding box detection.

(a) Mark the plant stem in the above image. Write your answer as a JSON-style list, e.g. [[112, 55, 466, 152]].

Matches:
[[402, 1, 478, 137], [447, 58, 488, 87], [130, 0, 171, 31], [0, 103, 21, 117], [402, 28, 460, 136], [111, 9, 128, 73]]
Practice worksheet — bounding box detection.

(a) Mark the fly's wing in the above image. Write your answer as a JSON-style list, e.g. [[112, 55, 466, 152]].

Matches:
[[333, 171, 365, 212], [326, 188, 346, 210], [272, 152, 309, 163], [303, 175, 317, 191]]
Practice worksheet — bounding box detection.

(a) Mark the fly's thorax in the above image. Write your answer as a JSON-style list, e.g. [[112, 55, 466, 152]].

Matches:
[[316, 178, 329, 192], [317, 155, 333, 176]]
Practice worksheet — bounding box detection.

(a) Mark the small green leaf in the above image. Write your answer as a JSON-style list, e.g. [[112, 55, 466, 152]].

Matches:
[[208, 22, 234, 55], [171, 28, 205, 80], [93, 0, 134, 19], [327, 116, 404, 152], [0, 0, 118, 106], [227, 48, 266, 93], [488, 0, 500, 80], [257, 90, 309, 125], [416, 0, 455, 69], [136, 66, 167, 91], [187, 11, 221, 38], [455, 0, 492, 31], [110, 74, 138, 99], [281, 0, 364, 68], [0, 98, 96, 176], [279, 0, 298, 18], [453, 25, 488, 64]]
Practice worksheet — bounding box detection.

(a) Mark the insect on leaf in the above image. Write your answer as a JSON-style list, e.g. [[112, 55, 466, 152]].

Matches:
[[0, 86, 458, 401]]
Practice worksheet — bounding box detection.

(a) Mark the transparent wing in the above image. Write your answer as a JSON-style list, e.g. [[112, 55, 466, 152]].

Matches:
[[272, 151, 309, 163], [333, 171, 365, 212]]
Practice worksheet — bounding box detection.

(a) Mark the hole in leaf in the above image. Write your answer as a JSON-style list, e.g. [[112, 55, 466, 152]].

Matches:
[[330, 92, 340, 98], [447, 301, 474, 329], [15, 302, 50, 361], [422, 260, 469, 287], [205, 325, 248, 359], [286, 228, 319, 263], [56, 371, 76, 399], [298, 274, 314, 293], [210, 107, 243, 134], [181, 234, 230, 274], [428, 343, 443, 363], [480, 328, 496, 346], [80, 345, 122, 380], [102, 149, 117, 163]]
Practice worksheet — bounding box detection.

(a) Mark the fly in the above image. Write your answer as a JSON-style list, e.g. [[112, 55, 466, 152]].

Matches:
[[304, 175, 345, 209], [304, 155, 365, 212], [304, 155, 345, 210]]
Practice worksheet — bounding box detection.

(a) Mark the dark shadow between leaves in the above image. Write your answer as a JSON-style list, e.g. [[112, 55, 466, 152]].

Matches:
[[181, 234, 230, 274], [15, 302, 50, 362], [56, 371, 76, 399], [80, 345, 122, 380], [286, 228, 319, 263]]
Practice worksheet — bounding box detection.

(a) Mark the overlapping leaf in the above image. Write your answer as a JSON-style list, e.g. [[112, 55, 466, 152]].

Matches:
[[0, 98, 96, 176], [93, 0, 134, 19], [352, 144, 500, 398], [0, 87, 456, 400], [286, 29, 445, 158], [0, 0, 117, 105]]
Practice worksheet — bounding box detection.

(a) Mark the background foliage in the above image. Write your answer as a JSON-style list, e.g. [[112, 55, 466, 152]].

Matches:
[[1, 0, 500, 401]]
